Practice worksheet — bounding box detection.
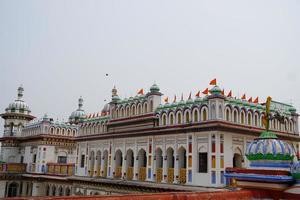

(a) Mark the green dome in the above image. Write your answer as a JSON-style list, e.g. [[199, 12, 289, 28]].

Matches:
[[209, 85, 222, 95], [150, 84, 160, 92], [194, 97, 202, 103]]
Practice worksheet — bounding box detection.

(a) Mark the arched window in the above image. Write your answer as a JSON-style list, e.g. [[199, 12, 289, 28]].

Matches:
[[290, 121, 293, 132], [144, 103, 148, 113], [202, 108, 208, 121], [218, 104, 223, 119], [121, 108, 124, 117], [56, 128, 60, 135], [254, 114, 258, 126], [138, 104, 142, 115], [132, 105, 136, 116], [169, 113, 174, 125], [247, 113, 252, 125], [211, 104, 216, 119], [185, 112, 190, 123], [193, 109, 199, 122], [241, 111, 245, 124], [233, 110, 238, 123], [162, 115, 167, 126], [177, 112, 182, 124], [126, 107, 130, 117], [225, 109, 230, 121]]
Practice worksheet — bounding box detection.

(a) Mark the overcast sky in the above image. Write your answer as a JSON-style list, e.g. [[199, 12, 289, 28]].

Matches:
[[0, 0, 299, 133]]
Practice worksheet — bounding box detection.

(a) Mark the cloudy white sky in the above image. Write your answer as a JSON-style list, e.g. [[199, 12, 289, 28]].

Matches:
[[0, 0, 299, 133]]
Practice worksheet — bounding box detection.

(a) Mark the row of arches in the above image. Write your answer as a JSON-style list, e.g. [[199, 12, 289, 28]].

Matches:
[[46, 184, 71, 196], [5, 122, 24, 136], [87, 146, 187, 184], [112, 100, 154, 119], [224, 105, 296, 133], [159, 106, 208, 126], [49, 126, 77, 137], [80, 121, 108, 136]]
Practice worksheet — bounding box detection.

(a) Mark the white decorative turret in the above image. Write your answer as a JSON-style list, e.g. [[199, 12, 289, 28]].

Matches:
[[69, 96, 86, 124]]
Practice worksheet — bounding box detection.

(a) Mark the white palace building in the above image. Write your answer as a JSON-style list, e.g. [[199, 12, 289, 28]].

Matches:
[[0, 83, 299, 198]]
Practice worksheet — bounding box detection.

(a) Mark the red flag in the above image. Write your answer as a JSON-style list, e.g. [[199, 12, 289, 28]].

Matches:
[[253, 97, 259, 104], [164, 97, 168, 103], [195, 91, 200, 98], [209, 78, 217, 85], [227, 90, 232, 97], [137, 89, 144, 95], [248, 97, 253, 103], [202, 88, 209, 95], [241, 94, 246, 100], [221, 89, 225, 95]]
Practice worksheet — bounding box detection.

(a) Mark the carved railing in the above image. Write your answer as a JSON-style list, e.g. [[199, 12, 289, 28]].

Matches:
[[46, 163, 74, 176], [115, 166, 122, 178], [139, 167, 146, 181], [126, 167, 133, 180], [167, 168, 174, 183], [0, 163, 26, 173], [156, 168, 163, 183], [179, 168, 186, 184]]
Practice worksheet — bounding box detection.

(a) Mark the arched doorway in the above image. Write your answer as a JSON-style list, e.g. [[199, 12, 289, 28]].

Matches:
[[96, 150, 101, 176], [155, 148, 163, 183], [102, 150, 108, 177], [89, 151, 95, 177], [166, 147, 175, 183], [65, 187, 71, 196], [7, 182, 18, 197], [138, 149, 147, 181], [114, 149, 123, 178], [178, 147, 187, 184], [125, 149, 134, 180], [233, 147, 243, 168]]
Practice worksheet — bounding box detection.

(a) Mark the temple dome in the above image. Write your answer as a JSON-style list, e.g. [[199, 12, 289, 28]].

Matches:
[[5, 86, 31, 115], [246, 131, 295, 169], [150, 83, 160, 93], [69, 96, 86, 123]]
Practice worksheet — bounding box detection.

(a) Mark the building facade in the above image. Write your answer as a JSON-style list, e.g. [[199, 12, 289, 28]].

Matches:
[[0, 84, 299, 198]]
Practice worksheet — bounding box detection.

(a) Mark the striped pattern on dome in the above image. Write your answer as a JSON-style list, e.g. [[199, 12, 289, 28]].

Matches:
[[246, 139, 294, 156]]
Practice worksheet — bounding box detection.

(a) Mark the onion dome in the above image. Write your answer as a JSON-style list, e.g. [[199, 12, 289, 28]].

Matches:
[[101, 103, 110, 116], [209, 85, 222, 95], [246, 131, 295, 169], [69, 96, 86, 123], [5, 85, 31, 115], [111, 86, 120, 102], [150, 83, 160, 93], [291, 162, 300, 181]]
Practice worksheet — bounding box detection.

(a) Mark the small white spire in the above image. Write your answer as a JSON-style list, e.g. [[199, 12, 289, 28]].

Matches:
[[17, 85, 24, 100]]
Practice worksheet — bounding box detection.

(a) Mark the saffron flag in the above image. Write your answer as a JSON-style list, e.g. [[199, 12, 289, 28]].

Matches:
[[164, 97, 169, 103], [221, 89, 225, 95], [209, 78, 217, 85], [195, 91, 200, 97], [173, 95, 177, 103], [227, 90, 232, 97], [137, 89, 144, 95], [253, 97, 259, 104], [202, 88, 209, 95], [248, 97, 252, 103], [241, 94, 246, 100]]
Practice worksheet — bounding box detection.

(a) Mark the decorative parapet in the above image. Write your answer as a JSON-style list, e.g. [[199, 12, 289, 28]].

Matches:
[[0, 163, 27, 173], [46, 163, 75, 176]]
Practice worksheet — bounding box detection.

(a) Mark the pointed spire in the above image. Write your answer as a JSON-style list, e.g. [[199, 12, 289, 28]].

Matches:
[[78, 96, 83, 110], [173, 95, 177, 103], [17, 85, 24, 100], [112, 85, 118, 97], [181, 93, 184, 101], [188, 92, 192, 100]]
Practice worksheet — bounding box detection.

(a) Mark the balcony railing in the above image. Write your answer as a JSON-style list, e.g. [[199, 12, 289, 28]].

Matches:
[[46, 163, 75, 176], [0, 163, 26, 173]]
